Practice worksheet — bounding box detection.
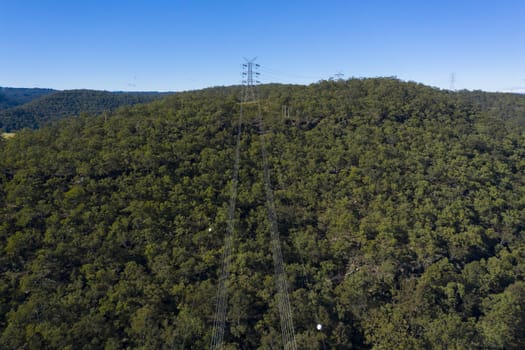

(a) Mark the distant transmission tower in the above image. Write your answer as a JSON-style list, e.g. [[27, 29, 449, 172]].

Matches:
[[210, 58, 297, 350], [242, 57, 260, 101], [450, 72, 456, 91]]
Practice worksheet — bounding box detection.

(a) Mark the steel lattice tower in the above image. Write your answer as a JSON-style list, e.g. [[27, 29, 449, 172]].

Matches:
[[210, 58, 297, 350]]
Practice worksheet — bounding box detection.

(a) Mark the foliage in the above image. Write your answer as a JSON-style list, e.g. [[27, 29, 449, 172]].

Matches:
[[0, 90, 167, 132], [1, 78, 525, 348], [0, 87, 55, 110]]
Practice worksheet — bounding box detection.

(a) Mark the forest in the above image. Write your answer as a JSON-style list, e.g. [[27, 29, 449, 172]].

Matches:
[[0, 87, 55, 110], [1, 78, 525, 349], [0, 89, 166, 132]]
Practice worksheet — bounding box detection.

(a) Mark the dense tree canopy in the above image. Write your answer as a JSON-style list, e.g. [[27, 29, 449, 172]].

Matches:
[[1, 78, 525, 349], [0, 87, 55, 110], [0, 89, 167, 132]]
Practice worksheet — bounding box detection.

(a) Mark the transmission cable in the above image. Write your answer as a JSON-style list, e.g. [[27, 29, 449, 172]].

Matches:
[[211, 61, 298, 350], [256, 85, 298, 350], [210, 86, 244, 350]]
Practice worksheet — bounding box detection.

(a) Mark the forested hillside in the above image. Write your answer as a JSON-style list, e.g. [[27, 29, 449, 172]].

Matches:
[[0, 90, 166, 131], [0, 87, 55, 110], [1, 79, 525, 349]]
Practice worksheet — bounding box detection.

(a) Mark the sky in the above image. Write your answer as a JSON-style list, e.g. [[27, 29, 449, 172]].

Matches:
[[1, 0, 524, 92]]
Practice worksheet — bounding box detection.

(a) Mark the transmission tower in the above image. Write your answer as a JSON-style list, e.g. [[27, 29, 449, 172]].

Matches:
[[242, 57, 260, 102], [210, 58, 297, 350], [334, 71, 345, 80]]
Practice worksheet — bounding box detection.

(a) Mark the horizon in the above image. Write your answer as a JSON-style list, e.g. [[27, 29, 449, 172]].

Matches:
[[1, 1, 524, 93], [2, 77, 525, 95]]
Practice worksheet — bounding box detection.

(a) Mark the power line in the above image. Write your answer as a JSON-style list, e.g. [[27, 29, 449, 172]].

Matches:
[[258, 65, 328, 83], [253, 59, 297, 350], [211, 58, 297, 350], [210, 68, 244, 350], [258, 114, 298, 350]]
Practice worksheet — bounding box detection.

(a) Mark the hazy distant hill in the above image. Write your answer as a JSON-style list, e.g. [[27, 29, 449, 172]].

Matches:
[[0, 87, 55, 109], [0, 89, 168, 131]]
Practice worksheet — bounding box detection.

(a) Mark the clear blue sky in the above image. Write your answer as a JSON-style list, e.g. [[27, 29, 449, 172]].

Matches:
[[1, 0, 524, 92]]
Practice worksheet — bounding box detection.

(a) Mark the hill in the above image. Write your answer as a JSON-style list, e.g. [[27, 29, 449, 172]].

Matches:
[[1, 79, 525, 349], [0, 89, 168, 132], [0, 87, 55, 110]]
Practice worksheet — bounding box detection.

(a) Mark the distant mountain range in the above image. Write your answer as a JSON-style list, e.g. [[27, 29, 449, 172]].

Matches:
[[0, 87, 55, 109], [0, 87, 171, 131]]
